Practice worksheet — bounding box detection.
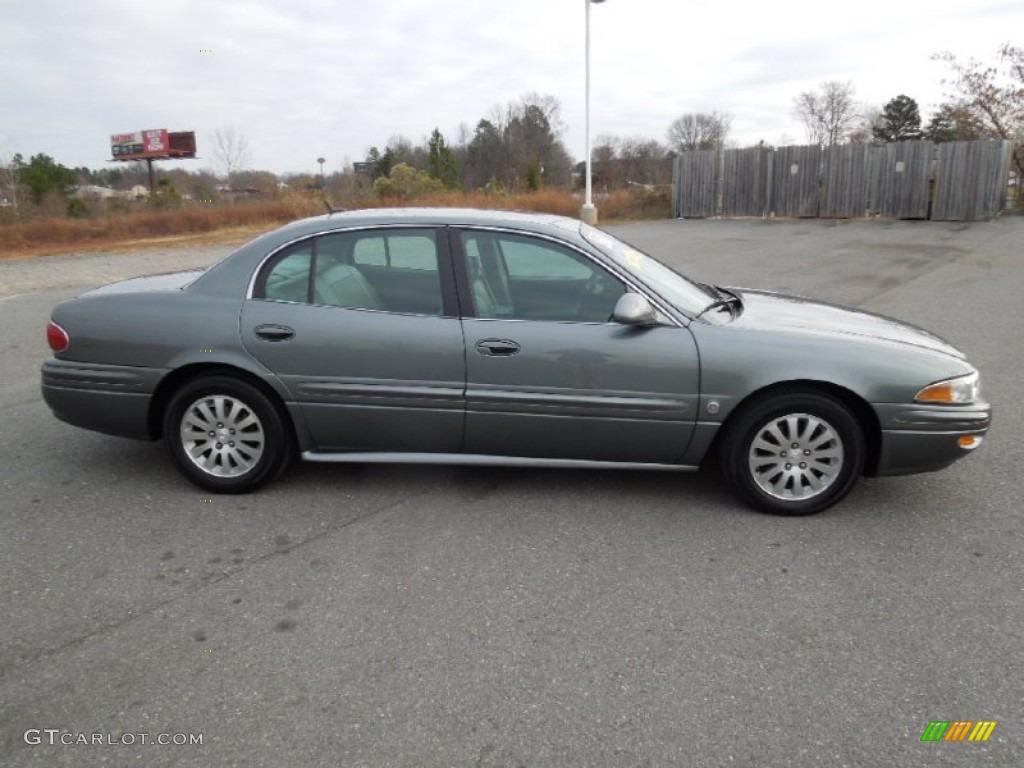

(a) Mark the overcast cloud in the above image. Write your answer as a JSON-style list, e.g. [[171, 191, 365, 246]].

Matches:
[[2, 0, 1021, 176]]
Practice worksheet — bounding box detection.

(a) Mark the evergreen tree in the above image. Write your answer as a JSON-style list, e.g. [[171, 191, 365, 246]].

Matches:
[[873, 95, 924, 142], [22, 153, 77, 204], [427, 129, 459, 189]]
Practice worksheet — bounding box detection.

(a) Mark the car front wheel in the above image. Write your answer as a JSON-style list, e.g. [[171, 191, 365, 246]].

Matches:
[[163, 375, 293, 493], [720, 391, 865, 515]]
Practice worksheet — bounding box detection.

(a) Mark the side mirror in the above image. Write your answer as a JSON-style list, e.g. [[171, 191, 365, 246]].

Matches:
[[612, 293, 658, 327]]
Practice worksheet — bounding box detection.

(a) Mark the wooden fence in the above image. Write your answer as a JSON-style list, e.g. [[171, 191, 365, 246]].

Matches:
[[672, 139, 1015, 222]]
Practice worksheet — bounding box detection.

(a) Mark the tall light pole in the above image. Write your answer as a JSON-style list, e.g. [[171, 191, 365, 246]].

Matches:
[[317, 157, 325, 189], [581, 0, 605, 225]]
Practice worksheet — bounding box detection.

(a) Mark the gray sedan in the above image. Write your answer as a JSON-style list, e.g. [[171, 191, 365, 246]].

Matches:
[[41, 208, 991, 514]]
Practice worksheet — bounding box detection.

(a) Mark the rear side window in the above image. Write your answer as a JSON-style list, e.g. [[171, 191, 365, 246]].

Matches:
[[353, 233, 437, 271], [261, 244, 313, 303], [255, 229, 443, 315]]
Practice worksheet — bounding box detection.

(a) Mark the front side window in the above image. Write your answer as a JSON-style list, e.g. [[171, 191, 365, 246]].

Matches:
[[580, 223, 714, 316], [460, 231, 624, 323]]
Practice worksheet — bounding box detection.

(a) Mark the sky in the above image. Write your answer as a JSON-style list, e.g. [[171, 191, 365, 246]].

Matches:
[[2, 0, 1021, 177]]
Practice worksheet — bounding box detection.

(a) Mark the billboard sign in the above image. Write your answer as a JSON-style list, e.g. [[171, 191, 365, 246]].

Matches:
[[111, 131, 143, 159], [111, 129, 177, 160], [143, 129, 169, 154]]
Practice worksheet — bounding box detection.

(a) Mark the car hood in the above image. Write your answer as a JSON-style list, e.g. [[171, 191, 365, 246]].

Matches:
[[726, 288, 964, 359], [81, 269, 205, 296]]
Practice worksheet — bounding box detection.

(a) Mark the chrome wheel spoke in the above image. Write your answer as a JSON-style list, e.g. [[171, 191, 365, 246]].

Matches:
[[785, 415, 802, 442], [804, 470, 824, 493], [193, 402, 216, 428], [186, 440, 212, 461], [810, 455, 839, 471], [809, 431, 836, 450], [752, 436, 781, 455], [212, 396, 228, 423], [765, 423, 787, 447], [233, 414, 259, 432]]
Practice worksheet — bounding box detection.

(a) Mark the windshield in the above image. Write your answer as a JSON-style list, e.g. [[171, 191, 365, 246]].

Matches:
[[579, 223, 715, 316]]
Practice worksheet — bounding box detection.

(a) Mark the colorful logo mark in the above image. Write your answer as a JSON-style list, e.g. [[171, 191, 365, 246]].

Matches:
[[920, 720, 997, 742]]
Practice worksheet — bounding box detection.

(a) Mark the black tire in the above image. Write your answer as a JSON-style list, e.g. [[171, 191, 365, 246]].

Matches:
[[163, 375, 293, 493], [719, 391, 865, 516]]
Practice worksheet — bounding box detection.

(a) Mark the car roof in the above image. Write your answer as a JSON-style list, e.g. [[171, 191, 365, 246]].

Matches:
[[271, 207, 582, 239]]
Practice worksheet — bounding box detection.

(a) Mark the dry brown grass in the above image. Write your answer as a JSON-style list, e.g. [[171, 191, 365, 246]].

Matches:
[[0, 188, 671, 260]]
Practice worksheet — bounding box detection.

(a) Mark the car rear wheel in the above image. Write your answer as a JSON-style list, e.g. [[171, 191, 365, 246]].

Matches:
[[719, 391, 864, 515], [163, 375, 293, 493]]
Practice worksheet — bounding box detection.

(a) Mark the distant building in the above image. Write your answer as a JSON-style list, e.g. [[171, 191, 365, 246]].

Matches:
[[73, 185, 117, 199]]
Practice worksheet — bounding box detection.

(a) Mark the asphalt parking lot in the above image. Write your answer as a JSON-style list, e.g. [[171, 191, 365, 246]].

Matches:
[[1, 216, 1022, 767]]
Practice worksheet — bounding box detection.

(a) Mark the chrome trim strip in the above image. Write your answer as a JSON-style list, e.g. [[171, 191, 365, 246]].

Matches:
[[301, 451, 697, 471], [41, 359, 161, 391], [467, 388, 687, 410]]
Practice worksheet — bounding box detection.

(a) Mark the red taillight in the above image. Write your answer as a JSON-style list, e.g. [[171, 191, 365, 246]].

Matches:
[[46, 320, 69, 353]]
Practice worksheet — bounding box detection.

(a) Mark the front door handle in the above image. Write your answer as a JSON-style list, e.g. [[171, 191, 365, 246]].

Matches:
[[254, 324, 295, 342], [475, 339, 520, 357]]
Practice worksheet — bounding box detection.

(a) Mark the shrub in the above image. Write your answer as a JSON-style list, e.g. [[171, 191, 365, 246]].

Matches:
[[373, 164, 444, 200], [66, 197, 90, 219]]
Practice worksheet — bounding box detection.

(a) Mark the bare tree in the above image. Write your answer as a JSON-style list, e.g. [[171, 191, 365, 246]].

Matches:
[[0, 150, 23, 215], [591, 135, 621, 190], [590, 134, 671, 190], [847, 106, 883, 145], [211, 126, 252, 181], [793, 81, 858, 146], [933, 44, 1024, 175], [618, 136, 670, 185], [666, 111, 731, 152]]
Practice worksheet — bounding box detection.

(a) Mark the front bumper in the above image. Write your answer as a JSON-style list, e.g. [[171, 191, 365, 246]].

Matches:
[[873, 400, 991, 477], [41, 358, 165, 440]]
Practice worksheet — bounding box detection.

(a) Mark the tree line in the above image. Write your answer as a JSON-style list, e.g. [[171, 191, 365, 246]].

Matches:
[[792, 44, 1023, 178], [2, 43, 1020, 220]]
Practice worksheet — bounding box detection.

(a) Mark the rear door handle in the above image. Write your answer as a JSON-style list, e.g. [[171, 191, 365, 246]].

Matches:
[[475, 339, 520, 357], [254, 324, 295, 342]]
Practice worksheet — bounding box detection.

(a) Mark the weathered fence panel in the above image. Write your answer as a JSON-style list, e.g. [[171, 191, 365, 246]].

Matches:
[[673, 150, 718, 218], [821, 144, 872, 218], [874, 140, 932, 219], [671, 139, 1013, 221], [721, 147, 770, 217], [932, 140, 1014, 221], [771, 145, 821, 217]]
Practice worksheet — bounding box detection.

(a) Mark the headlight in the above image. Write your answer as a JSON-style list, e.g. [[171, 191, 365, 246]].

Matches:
[[915, 371, 980, 404]]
